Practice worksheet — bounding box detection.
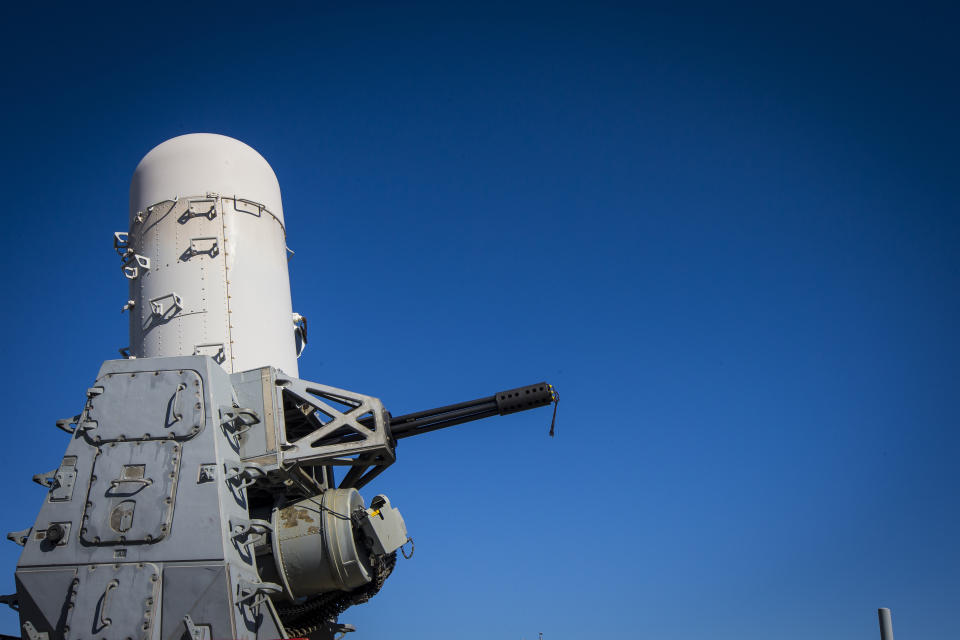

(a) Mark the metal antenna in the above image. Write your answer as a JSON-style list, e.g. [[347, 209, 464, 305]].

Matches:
[[878, 608, 894, 640]]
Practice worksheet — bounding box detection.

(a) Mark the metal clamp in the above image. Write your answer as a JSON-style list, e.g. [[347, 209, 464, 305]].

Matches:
[[230, 518, 273, 557], [236, 580, 282, 609], [220, 406, 260, 436], [22, 621, 47, 640], [293, 313, 308, 357], [0, 593, 19, 612], [122, 253, 151, 280], [194, 343, 226, 364], [55, 414, 81, 435], [112, 232, 129, 256], [32, 470, 57, 488], [179, 198, 218, 223], [183, 236, 220, 259], [230, 518, 272, 543], [334, 624, 356, 640], [224, 462, 266, 490], [150, 292, 183, 318], [183, 615, 211, 640], [6, 528, 31, 547]]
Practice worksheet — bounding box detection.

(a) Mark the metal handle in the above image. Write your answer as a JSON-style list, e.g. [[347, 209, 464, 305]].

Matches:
[[170, 383, 186, 423], [186, 236, 220, 258], [108, 477, 153, 495], [194, 343, 226, 364], [109, 477, 152, 488], [97, 580, 117, 629], [220, 407, 260, 436]]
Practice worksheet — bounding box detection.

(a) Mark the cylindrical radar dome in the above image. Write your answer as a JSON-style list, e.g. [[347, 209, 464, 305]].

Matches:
[[125, 133, 299, 376]]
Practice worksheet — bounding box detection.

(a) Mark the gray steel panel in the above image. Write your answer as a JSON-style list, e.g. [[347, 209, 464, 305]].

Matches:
[[83, 370, 204, 442], [81, 441, 181, 545], [230, 369, 271, 461], [254, 600, 285, 640], [67, 563, 160, 640], [160, 565, 234, 640], [15, 568, 77, 636]]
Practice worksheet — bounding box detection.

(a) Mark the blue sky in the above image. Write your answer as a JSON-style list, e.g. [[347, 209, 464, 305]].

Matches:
[[1, 2, 957, 639]]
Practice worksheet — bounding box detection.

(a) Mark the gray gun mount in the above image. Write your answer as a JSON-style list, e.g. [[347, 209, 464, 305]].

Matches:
[[5, 356, 555, 640]]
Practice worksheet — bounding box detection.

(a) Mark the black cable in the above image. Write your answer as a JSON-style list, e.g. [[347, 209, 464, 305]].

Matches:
[[549, 388, 559, 437]]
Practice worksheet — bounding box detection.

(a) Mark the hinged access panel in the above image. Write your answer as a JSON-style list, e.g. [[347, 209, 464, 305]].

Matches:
[[80, 441, 181, 545]]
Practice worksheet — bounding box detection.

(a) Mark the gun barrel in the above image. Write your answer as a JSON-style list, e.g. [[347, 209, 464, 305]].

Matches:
[[389, 382, 555, 439]]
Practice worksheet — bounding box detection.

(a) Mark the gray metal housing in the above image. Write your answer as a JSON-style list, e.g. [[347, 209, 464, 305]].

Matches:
[[10, 355, 405, 640]]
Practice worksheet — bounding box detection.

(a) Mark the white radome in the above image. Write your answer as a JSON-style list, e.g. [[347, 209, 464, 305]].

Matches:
[[124, 133, 300, 375]]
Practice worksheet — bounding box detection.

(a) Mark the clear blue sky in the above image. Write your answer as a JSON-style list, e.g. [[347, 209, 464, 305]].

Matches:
[[1, 2, 957, 639]]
